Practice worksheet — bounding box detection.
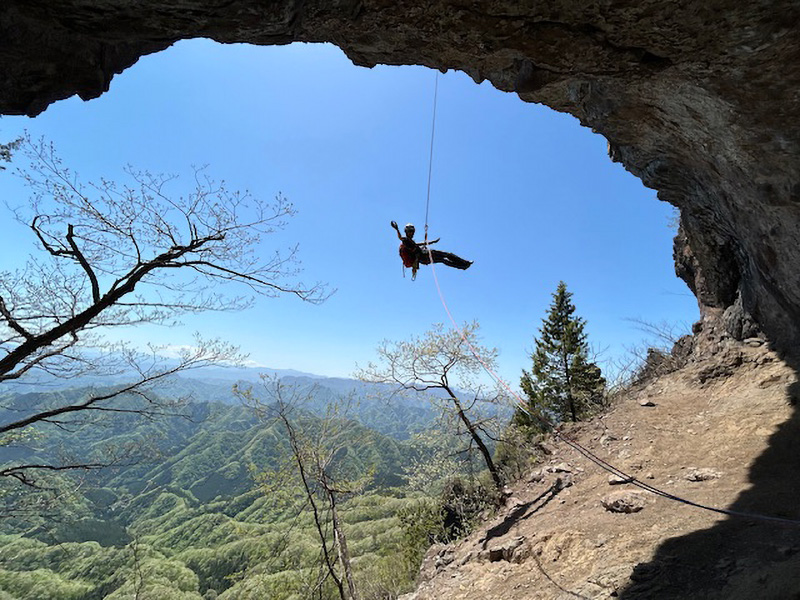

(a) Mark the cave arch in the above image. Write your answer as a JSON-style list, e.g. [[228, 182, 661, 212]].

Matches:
[[2, 1, 798, 353]]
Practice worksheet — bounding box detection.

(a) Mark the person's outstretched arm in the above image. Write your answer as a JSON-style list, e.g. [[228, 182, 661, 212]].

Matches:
[[418, 237, 440, 247], [390, 221, 403, 240]]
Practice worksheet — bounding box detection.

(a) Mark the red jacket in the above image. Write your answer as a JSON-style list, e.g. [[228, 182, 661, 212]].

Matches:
[[399, 239, 418, 268]]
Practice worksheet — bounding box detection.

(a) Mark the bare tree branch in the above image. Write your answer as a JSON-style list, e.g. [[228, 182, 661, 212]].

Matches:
[[358, 322, 507, 493], [65, 223, 101, 302], [0, 134, 329, 491], [237, 378, 367, 600], [0, 296, 33, 341]]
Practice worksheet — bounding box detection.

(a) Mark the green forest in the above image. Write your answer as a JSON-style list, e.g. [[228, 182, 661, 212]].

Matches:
[[0, 374, 495, 600]]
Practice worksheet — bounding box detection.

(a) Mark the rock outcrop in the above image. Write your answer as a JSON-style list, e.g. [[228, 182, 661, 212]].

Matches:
[[402, 345, 800, 599], [2, 1, 799, 352]]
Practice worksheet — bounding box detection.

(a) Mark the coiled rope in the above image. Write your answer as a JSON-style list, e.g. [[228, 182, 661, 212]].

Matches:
[[419, 71, 800, 527]]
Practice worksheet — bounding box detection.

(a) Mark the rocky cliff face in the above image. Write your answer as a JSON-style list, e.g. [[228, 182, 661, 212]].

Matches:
[[2, 1, 799, 353]]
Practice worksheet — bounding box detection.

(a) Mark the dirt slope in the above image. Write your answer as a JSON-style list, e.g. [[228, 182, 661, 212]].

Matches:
[[404, 340, 800, 599]]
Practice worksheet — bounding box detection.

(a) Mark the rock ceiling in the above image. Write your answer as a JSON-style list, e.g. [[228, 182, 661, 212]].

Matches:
[[2, 1, 798, 353]]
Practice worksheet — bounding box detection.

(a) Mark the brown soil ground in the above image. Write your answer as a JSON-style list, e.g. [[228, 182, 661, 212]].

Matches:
[[405, 341, 800, 599]]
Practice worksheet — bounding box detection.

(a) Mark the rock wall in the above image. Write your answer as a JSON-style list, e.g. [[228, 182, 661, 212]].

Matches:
[[2, 1, 799, 353]]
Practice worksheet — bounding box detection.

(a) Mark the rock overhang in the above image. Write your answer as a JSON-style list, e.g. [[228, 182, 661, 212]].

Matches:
[[2, 0, 798, 354]]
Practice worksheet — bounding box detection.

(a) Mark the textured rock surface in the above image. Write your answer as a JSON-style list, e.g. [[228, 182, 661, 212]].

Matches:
[[2, 1, 800, 352]]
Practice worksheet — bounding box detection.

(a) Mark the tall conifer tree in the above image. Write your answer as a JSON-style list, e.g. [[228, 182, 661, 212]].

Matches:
[[516, 281, 605, 429]]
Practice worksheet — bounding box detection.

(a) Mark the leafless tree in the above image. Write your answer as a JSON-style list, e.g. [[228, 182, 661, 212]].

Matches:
[[626, 318, 690, 349], [606, 318, 692, 389], [358, 322, 507, 492], [237, 378, 365, 600], [0, 135, 329, 487]]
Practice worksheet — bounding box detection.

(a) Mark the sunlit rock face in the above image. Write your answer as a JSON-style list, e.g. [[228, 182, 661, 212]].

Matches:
[[2, 1, 799, 353]]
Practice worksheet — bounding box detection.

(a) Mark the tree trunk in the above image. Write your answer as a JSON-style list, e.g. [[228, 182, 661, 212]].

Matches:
[[328, 489, 359, 600], [445, 386, 503, 491], [280, 413, 347, 600], [562, 350, 577, 422]]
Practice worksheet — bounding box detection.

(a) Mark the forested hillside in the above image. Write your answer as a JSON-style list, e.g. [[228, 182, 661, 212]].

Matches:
[[0, 376, 462, 599]]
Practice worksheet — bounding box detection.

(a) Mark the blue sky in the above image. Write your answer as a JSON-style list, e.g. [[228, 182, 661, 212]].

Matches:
[[0, 40, 697, 384]]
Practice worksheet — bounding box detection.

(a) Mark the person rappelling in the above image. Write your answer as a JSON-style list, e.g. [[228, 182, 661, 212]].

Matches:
[[391, 221, 473, 280]]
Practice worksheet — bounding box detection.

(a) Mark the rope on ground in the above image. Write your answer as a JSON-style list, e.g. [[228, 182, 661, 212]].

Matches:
[[418, 72, 800, 527], [425, 258, 800, 526]]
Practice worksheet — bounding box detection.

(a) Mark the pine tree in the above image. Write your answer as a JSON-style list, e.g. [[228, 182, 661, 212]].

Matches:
[[516, 281, 606, 429]]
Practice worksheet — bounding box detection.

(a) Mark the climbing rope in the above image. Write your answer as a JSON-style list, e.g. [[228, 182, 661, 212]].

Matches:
[[423, 70, 439, 244], [426, 259, 800, 527], [418, 71, 800, 527]]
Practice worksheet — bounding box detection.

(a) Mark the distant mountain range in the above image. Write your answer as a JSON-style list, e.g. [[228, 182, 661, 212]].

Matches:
[[1, 372, 429, 517], [0, 362, 322, 394], [1, 363, 444, 443]]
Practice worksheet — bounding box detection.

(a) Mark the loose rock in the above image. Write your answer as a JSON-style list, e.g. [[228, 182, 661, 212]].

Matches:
[[479, 536, 529, 563], [556, 474, 574, 489], [418, 544, 454, 582], [548, 462, 572, 473], [685, 468, 721, 481], [608, 475, 633, 485], [538, 442, 556, 455], [602, 491, 647, 513], [600, 433, 619, 445], [529, 468, 546, 483]]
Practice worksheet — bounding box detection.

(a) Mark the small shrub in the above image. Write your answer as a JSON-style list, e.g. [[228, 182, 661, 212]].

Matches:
[[494, 425, 543, 482], [397, 478, 493, 574]]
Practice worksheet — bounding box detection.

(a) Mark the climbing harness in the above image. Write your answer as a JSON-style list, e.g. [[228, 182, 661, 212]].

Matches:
[[418, 70, 800, 528]]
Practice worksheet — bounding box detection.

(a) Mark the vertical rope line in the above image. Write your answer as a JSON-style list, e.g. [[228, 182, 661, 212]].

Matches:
[[424, 71, 439, 243], [415, 65, 800, 527], [412, 60, 799, 527]]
